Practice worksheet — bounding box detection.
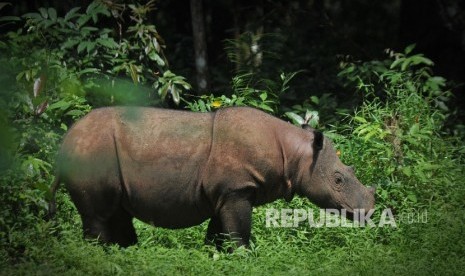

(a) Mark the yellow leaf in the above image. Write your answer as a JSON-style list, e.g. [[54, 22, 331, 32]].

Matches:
[[211, 100, 222, 108]]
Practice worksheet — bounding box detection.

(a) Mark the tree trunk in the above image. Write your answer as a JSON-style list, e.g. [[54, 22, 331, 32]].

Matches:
[[190, 0, 209, 92]]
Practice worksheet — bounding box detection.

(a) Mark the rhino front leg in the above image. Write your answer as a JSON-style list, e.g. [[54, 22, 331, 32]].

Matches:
[[217, 188, 254, 251]]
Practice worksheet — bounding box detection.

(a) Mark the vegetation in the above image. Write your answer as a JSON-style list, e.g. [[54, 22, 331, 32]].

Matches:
[[0, 1, 464, 275]]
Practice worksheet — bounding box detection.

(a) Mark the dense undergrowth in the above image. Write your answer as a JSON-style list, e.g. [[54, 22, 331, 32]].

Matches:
[[1, 1, 464, 275]]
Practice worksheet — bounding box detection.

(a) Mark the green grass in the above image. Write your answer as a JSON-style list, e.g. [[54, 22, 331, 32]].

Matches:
[[1, 192, 464, 275]]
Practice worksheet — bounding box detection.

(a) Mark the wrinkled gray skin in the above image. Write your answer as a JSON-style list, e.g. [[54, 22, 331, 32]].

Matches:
[[49, 107, 375, 249]]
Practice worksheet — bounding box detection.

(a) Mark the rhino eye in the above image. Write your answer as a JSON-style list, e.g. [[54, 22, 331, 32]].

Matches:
[[335, 172, 344, 186]]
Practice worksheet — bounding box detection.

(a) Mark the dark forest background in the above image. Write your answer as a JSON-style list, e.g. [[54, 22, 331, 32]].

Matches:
[[2, 0, 464, 115]]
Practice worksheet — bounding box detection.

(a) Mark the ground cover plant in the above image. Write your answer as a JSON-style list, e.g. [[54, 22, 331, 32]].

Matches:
[[0, 1, 464, 275]]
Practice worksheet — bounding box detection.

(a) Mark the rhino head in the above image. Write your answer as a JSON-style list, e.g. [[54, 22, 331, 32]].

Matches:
[[296, 127, 376, 219]]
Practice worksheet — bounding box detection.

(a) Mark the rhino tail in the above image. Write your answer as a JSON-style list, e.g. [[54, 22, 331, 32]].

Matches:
[[47, 173, 61, 220]]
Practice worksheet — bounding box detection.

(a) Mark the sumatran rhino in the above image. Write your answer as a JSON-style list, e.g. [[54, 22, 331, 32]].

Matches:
[[49, 106, 375, 249]]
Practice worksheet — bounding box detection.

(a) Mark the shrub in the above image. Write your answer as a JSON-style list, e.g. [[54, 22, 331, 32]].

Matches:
[[335, 45, 461, 213]]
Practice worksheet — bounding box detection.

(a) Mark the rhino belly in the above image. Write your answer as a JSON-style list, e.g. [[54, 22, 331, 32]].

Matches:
[[125, 176, 212, 229]]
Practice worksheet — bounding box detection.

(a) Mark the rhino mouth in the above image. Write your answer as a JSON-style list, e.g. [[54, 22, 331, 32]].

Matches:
[[342, 208, 376, 222], [343, 209, 355, 221], [340, 205, 356, 221]]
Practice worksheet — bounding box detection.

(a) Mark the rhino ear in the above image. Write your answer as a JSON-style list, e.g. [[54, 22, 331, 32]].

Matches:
[[313, 130, 324, 151], [302, 124, 324, 151], [301, 124, 312, 130]]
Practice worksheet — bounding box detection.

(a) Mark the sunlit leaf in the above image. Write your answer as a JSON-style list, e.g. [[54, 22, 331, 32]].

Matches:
[[353, 116, 367, 123], [65, 109, 84, 117], [48, 100, 71, 110], [170, 85, 180, 105], [405, 44, 416, 55], [129, 63, 139, 84], [33, 75, 45, 98], [285, 112, 304, 126]]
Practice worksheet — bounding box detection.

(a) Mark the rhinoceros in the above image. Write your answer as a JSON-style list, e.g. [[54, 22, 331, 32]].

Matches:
[[49, 106, 375, 248]]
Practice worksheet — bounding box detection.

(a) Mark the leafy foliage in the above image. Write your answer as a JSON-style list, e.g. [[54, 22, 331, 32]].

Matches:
[[335, 45, 461, 214], [1, 0, 189, 108], [187, 72, 298, 113], [187, 31, 299, 114]]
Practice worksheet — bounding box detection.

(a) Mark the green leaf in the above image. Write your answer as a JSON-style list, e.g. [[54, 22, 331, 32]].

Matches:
[[405, 44, 416, 54], [259, 92, 267, 101], [170, 85, 180, 105], [60, 123, 68, 131], [129, 63, 139, 84], [364, 129, 380, 141], [86, 1, 98, 15], [79, 68, 99, 75], [97, 38, 118, 49], [198, 99, 206, 112], [409, 123, 420, 135], [77, 42, 86, 53], [353, 116, 367, 123], [48, 100, 71, 110], [81, 26, 99, 32], [154, 54, 165, 67], [390, 57, 404, 69], [159, 83, 170, 100], [259, 104, 274, 113], [180, 81, 192, 90], [148, 51, 160, 62], [76, 14, 90, 27], [86, 41, 96, 52], [411, 55, 433, 66], [400, 59, 411, 71], [22, 12, 42, 20], [61, 39, 79, 49], [65, 109, 84, 117], [48, 7, 57, 22], [285, 112, 304, 126], [407, 193, 417, 203], [305, 110, 319, 127], [42, 19, 54, 28], [310, 96, 319, 105], [64, 7, 81, 22], [402, 166, 412, 177], [0, 16, 20, 22], [39, 7, 48, 19]]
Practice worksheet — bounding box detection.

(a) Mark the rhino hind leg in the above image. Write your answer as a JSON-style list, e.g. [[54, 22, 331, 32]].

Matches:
[[205, 216, 223, 250], [67, 177, 137, 247], [81, 215, 112, 244], [107, 206, 137, 247], [81, 206, 137, 247]]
